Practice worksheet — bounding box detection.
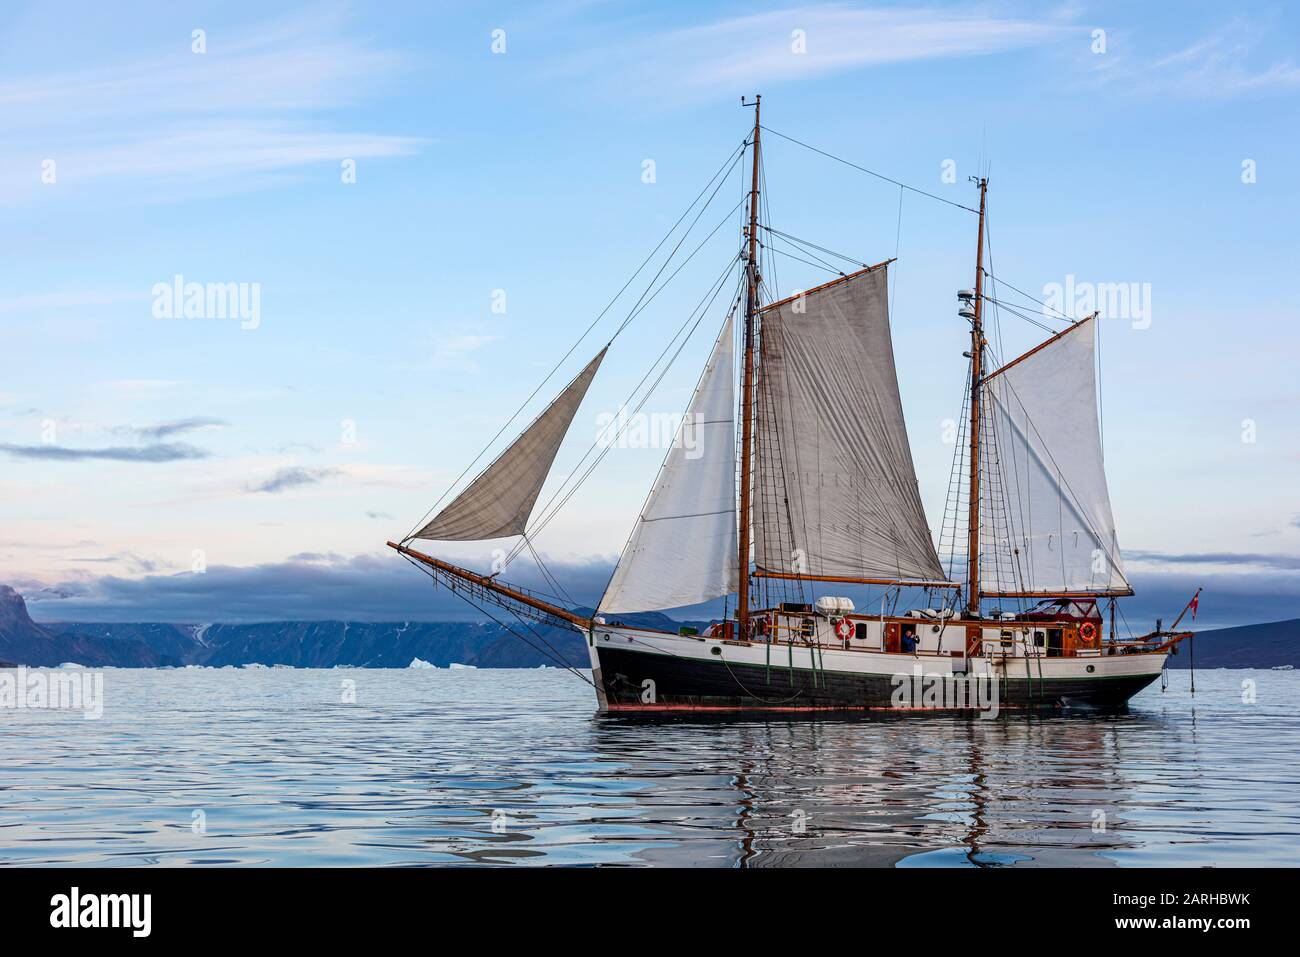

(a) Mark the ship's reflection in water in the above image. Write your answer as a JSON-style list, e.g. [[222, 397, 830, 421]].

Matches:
[[0, 668, 1294, 866], [646, 714, 1167, 867]]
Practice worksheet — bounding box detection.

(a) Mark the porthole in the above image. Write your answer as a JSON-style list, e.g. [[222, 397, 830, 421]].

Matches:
[[710, 646, 722, 656], [1086, 664, 1095, 673]]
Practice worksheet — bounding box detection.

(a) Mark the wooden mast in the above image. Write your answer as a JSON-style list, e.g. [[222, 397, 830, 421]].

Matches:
[[737, 94, 761, 636], [966, 177, 988, 616]]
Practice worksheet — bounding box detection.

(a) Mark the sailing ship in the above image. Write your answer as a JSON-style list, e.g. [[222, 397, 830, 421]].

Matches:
[[389, 97, 1195, 712]]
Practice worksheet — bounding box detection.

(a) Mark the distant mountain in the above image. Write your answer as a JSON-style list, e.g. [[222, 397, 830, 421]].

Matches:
[[1167, 618, 1300, 669], [43, 607, 694, 669], [15, 575, 1291, 671], [0, 585, 177, 667]]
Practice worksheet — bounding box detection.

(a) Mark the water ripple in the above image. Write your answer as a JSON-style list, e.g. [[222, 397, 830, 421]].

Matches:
[[1, 667, 1297, 866]]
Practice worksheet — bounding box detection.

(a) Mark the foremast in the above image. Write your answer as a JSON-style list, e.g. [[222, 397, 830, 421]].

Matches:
[[965, 177, 988, 617], [737, 94, 761, 635]]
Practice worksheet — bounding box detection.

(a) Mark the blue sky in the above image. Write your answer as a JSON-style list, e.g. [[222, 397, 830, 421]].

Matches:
[[3, 1, 1298, 627]]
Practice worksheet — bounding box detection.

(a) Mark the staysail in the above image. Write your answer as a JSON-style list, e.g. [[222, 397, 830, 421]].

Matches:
[[599, 316, 738, 613], [412, 347, 607, 541], [980, 315, 1129, 595], [752, 265, 947, 583]]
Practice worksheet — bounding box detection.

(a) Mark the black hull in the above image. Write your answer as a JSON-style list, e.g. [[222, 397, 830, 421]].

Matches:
[[594, 646, 1160, 713]]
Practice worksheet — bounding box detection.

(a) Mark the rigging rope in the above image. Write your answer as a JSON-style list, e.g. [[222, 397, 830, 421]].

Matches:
[[758, 225, 867, 269], [400, 554, 595, 687], [499, 254, 747, 572], [891, 185, 903, 317], [761, 240, 844, 275], [980, 268, 1075, 325], [403, 138, 748, 542], [761, 125, 980, 214]]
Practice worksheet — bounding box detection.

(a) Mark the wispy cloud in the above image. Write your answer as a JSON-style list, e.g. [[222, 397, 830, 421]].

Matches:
[[1127, 549, 1300, 572], [0, 538, 99, 551], [245, 466, 342, 494], [0, 290, 145, 314], [1084, 20, 1300, 99], [428, 326, 500, 372], [114, 416, 229, 441], [287, 551, 350, 563], [0, 7, 425, 204], [0, 442, 209, 463], [556, 5, 1072, 97], [98, 380, 186, 400], [60, 551, 170, 574]]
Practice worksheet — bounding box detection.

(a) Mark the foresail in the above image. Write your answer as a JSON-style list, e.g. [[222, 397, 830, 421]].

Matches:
[[413, 347, 607, 542], [753, 265, 946, 583], [980, 316, 1129, 595], [599, 316, 737, 613]]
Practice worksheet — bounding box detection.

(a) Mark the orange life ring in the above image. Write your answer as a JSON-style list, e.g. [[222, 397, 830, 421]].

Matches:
[[1079, 622, 1098, 643], [835, 618, 853, 640]]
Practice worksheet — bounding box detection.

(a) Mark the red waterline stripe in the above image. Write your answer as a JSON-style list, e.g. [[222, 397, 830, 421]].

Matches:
[[605, 702, 1044, 713]]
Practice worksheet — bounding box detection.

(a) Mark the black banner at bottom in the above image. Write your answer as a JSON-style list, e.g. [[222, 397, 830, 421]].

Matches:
[[0, 866, 1277, 943]]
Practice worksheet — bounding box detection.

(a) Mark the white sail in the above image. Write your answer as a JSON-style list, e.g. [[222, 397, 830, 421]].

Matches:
[[413, 347, 607, 541], [980, 316, 1129, 595], [599, 316, 737, 613], [753, 266, 947, 583]]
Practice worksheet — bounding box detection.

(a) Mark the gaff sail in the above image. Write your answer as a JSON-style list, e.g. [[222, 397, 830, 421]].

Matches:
[[980, 316, 1130, 596], [752, 265, 947, 584], [599, 315, 738, 613], [411, 347, 607, 542]]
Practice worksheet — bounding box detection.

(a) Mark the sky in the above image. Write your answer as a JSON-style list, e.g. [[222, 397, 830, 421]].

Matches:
[[2, 1, 1298, 629]]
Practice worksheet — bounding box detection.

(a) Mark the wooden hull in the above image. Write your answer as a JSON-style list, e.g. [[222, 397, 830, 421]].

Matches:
[[588, 625, 1165, 714]]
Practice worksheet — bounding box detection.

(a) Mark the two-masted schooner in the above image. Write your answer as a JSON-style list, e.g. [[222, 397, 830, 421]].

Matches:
[[390, 97, 1194, 712]]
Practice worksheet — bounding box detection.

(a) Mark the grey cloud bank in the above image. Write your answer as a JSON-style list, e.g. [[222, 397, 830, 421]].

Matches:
[[16, 553, 1300, 630]]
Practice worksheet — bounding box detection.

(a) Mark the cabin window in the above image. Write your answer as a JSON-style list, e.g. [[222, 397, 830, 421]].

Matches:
[[854, 622, 868, 642], [1033, 630, 1046, 647]]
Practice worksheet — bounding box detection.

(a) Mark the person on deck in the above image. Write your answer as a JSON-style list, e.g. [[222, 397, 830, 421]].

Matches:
[[901, 627, 918, 654]]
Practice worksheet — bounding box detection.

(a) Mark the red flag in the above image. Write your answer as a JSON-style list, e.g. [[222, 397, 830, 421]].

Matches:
[[1189, 593, 1199, 620]]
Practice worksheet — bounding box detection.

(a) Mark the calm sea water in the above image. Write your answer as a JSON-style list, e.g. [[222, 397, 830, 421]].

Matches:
[[1, 666, 1296, 867]]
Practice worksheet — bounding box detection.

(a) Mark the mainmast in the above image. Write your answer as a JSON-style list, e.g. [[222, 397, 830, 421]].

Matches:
[[966, 177, 988, 616], [737, 94, 761, 634]]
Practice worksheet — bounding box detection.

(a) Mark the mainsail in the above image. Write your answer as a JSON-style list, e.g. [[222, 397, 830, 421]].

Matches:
[[599, 316, 738, 613], [980, 316, 1129, 595], [412, 347, 607, 541], [753, 265, 947, 583]]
